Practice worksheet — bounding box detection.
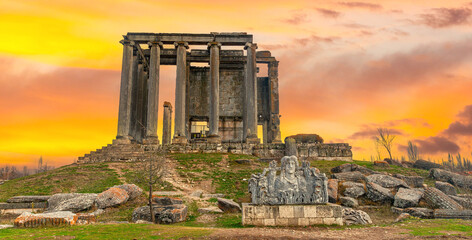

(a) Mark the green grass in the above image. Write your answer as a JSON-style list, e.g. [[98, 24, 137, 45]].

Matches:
[[401, 219, 472, 236], [0, 223, 213, 240], [0, 163, 121, 201]]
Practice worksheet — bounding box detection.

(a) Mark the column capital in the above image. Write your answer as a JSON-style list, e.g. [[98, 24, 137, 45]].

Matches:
[[147, 41, 163, 48], [207, 42, 222, 49], [174, 41, 189, 49], [120, 39, 135, 46], [244, 42, 258, 50]]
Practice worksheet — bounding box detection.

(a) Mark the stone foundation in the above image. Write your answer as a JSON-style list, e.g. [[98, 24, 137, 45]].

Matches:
[[242, 204, 343, 226], [78, 141, 352, 164]]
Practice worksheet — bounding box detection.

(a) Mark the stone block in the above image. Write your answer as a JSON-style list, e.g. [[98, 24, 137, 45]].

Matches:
[[7, 196, 51, 203], [304, 205, 317, 218], [275, 218, 289, 226], [316, 205, 334, 218], [264, 218, 275, 226], [309, 217, 323, 225], [278, 205, 294, 218], [298, 217, 309, 226], [0, 202, 47, 210], [293, 205, 304, 218], [323, 217, 336, 225]]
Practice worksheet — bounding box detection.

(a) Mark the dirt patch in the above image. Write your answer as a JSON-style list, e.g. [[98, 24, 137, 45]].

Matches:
[[207, 226, 420, 240]]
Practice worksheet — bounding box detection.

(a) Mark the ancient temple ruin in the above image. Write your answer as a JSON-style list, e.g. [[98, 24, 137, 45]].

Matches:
[[77, 32, 353, 164], [115, 32, 281, 145]]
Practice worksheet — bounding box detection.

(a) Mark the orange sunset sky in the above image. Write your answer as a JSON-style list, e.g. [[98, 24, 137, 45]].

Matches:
[[1, 0, 472, 167]]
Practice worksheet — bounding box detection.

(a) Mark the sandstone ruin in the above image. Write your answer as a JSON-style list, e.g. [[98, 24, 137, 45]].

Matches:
[[78, 32, 352, 163]]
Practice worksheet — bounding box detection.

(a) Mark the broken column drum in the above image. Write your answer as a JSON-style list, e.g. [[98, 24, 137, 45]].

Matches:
[[115, 32, 282, 144]]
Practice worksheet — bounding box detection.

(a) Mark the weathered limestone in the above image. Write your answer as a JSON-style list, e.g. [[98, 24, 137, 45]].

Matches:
[[96, 187, 129, 209], [244, 42, 259, 142], [327, 179, 338, 203], [366, 174, 409, 189], [366, 182, 394, 203], [332, 171, 366, 183], [242, 204, 343, 226], [144, 41, 162, 144], [342, 182, 366, 199], [430, 168, 472, 190], [423, 187, 463, 210], [113, 184, 143, 200], [173, 41, 189, 144], [116, 40, 134, 142], [14, 211, 96, 228], [7, 196, 50, 203], [393, 188, 422, 208], [132, 204, 187, 224], [248, 156, 328, 205], [435, 181, 457, 196], [217, 198, 241, 213], [342, 208, 372, 225], [208, 42, 221, 143], [162, 102, 173, 144]]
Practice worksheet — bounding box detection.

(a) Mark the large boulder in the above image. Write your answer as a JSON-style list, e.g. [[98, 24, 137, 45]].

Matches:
[[132, 204, 187, 224], [96, 187, 129, 209], [332, 171, 366, 182], [340, 197, 358, 207], [327, 179, 338, 203], [217, 198, 241, 213], [384, 158, 406, 167], [331, 164, 376, 175], [14, 211, 95, 227], [393, 188, 422, 208], [403, 207, 434, 219], [434, 209, 472, 219], [49, 193, 97, 212], [113, 184, 143, 200], [342, 182, 365, 198], [394, 174, 424, 188], [366, 174, 409, 189], [449, 195, 472, 209], [366, 182, 394, 203], [342, 208, 372, 225], [7, 196, 51, 203], [423, 187, 463, 210], [413, 159, 442, 170], [430, 168, 472, 190], [435, 181, 456, 196], [48, 193, 83, 211]]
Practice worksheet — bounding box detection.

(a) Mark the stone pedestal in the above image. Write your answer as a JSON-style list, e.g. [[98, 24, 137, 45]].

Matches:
[[246, 137, 260, 144], [113, 137, 132, 145], [207, 135, 222, 143], [143, 136, 159, 145], [242, 204, 343, 226], [172, 136, 187, 145]]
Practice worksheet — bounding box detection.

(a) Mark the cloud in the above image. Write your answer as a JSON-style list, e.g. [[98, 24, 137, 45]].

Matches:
[[294, 35, 340, 45], [315, 8, 341, 18], [348, 127, 404, 140], [418, 7, 472, 28], [443, 104, 472, 136], [338, 2, 383, 11], [283, 12, 309, 25], [414, 136, 460, 154]]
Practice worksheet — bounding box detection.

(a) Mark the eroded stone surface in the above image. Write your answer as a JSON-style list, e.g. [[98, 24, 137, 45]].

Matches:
[[423, 187, 463, 210], [431, 169, 472, 190], [248, 156, 328, 205], [7, 196, 51, 203], [366, 182, 394, 203], [217, 198, 241, 213], [366, 174, 409, 189], [393, 188, 422, 208], [50, 193, 97, 212], [332, 171, 366, 183], [435, 181, 456, 196], [113, 184, 143, 200], [96, 187, 129, 209], [342, 208, 372, 225], [327, 179, 338, 203], [342, 182, 365, 199], [340, 197, 358, 208], [132, 204, 187, 224], [14, 211, 95, 227]]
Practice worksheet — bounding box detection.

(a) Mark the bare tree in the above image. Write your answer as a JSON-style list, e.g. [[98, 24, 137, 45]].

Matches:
[[135, 150, 167, 223], [407, 141, 419, 162], [375, 128, 396, 160]]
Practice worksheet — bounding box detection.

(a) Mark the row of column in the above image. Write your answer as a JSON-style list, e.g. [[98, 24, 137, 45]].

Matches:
[[116, 39, 260, 144]]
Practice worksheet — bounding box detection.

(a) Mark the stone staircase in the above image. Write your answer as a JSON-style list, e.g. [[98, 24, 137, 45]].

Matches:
[[77, 141, 161, 164]]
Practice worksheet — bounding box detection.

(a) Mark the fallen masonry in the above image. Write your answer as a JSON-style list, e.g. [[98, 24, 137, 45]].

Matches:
[[14, 211, 96, 228]]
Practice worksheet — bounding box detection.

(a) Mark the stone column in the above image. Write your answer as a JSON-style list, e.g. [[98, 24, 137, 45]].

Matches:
[[116, 40, 134, 143], [268, 60, 282, 143], [173, 41, 189, 144], [144, 41, 163, 145], [244, 43, 259, 143], [208, 42, 222, 143], [162, 102, 173, 145]]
